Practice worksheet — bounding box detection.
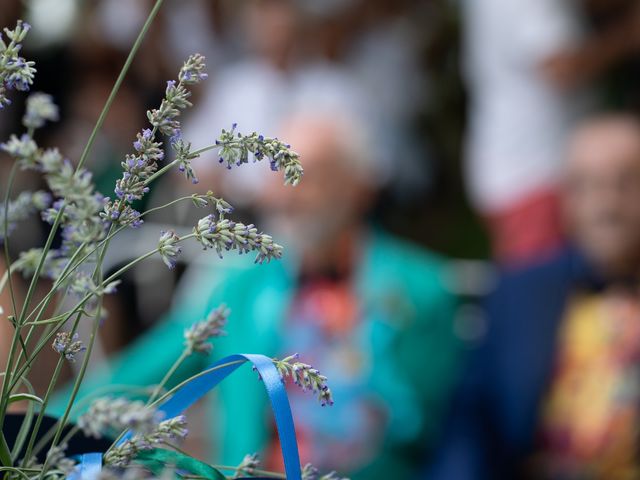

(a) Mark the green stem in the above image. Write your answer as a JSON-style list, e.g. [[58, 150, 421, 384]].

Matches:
[[75, 0, 165, 171], [213, 465, 285, 479], [144, 159, 180, 185], [149, 359, 245, 409], [99, 233, 194, 288], [39, 314, 101, 479], [21, 190, 196, 332], [0, 163, 19, 468], [17, 0, 164, 382], [143, 142, 220, 186], [4, 2, 170, 468], [190, 143, 220, 157], [17, 201, 64, 327], [9, 252, 141, 390], [34, 232, 115, 474], [147, 350, 189, 405], [140, 195, 199, 218], [7, 303, 87, 393], [29, 238, 194, 464], [15, 241, 90, 369], [0, 466, 32, 480], [20, 354, 65, 467], [2, 166, 18, 320], [0, 435, 11, 472]]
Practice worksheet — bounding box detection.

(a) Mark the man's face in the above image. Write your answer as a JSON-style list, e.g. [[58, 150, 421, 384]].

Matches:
[[259, 117, 373, 253], [565, 119, 640, 273]]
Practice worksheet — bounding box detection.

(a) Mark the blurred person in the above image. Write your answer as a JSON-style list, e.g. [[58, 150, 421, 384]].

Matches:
[[54, 111, 463, 479], [463, 0, 640, 266], [430, 114, 640, 480], [181, 0, 380, 208]]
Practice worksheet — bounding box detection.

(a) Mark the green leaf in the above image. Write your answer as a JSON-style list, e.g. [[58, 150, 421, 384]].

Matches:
[[7, 393, 43, 405], [10, 377, 37, 462], [0, 432, 12, 468]]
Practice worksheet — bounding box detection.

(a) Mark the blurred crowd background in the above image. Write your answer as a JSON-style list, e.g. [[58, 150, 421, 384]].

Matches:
[[4, 0, 640, 479]]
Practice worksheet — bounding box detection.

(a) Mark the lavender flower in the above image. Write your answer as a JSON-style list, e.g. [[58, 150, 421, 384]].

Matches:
[[4, 57, 36, 91], [0, 20, 36, 99], [102, 201, 143, 228], [13, 247, 66, 280], [68, 271, 120, 298], [190, 191, 233, 215], [233, 453, 260, 478], [184, 305, 229, 355], [52, 332, 86, 362], [274, 354, 334, 406], [114, 154, 154, 202], [22, 92, 59, 129], [193, 214, 283, 264], [157, 230, 182, 270], [1, 133, 38, 169], [147, 83, 183, 137], [46, 443, 76, 476], [133, 128, 164, 162], [104, 54, 208, 228], [216, 125, 304, 186], [2, 20, 31, 44], [103, 415, 188, 468], [0, 190, 52, 240], [178, 53, 207, 84], [31, 190, 52, 210], [107, 128, 163, 211], [36, 149, 109, 250], [0, 85, 9, 109], [302, 464, 349, 480], [78, 398, 164, 439], [147, 81, 191, 137], [113, 129, 164, 206], [302, 464, 320, 480], [170, 133, 199, 184]]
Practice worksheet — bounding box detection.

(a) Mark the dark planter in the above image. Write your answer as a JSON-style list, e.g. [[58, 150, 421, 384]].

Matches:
[[3, 413, 112, 463]]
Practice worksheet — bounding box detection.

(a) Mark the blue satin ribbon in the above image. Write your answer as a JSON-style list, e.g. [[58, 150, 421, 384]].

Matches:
[[71, 453, 102, 479], [70, 353, 301, 479]]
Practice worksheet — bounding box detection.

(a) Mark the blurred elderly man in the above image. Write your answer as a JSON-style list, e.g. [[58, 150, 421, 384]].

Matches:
[[59, 112, 462, 479], [431, 114, 640, 480]]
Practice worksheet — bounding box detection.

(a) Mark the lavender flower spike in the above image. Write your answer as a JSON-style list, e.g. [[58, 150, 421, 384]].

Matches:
[[158, 230, 182, 270], [103, 415, 188, 468], [22, 92, 59, 129], [193, 215, 283, 264], [77, 397, 163, 439], [302, 464, 350, 480], [0, 20, 36, 100], [179, 53, 208, 85], [234, 453, 260, 478], [184, 304, 229, 355], [216, 125, 304, 186], [52, 332, 86, 362], [274, 354, 335, 406]]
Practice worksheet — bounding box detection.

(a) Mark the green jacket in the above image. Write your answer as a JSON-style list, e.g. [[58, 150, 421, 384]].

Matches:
[[52, 230, 462, 479]]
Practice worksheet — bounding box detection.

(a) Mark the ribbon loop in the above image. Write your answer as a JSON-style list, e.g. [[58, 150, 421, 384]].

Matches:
[[72, 354, 301, 479]]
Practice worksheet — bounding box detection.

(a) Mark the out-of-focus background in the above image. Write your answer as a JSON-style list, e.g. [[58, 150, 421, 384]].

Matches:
[[4, 0, 640, 478]]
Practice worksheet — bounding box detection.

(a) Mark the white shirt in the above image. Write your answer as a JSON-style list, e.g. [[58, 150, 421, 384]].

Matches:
[[462, 0, 584, 212]]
